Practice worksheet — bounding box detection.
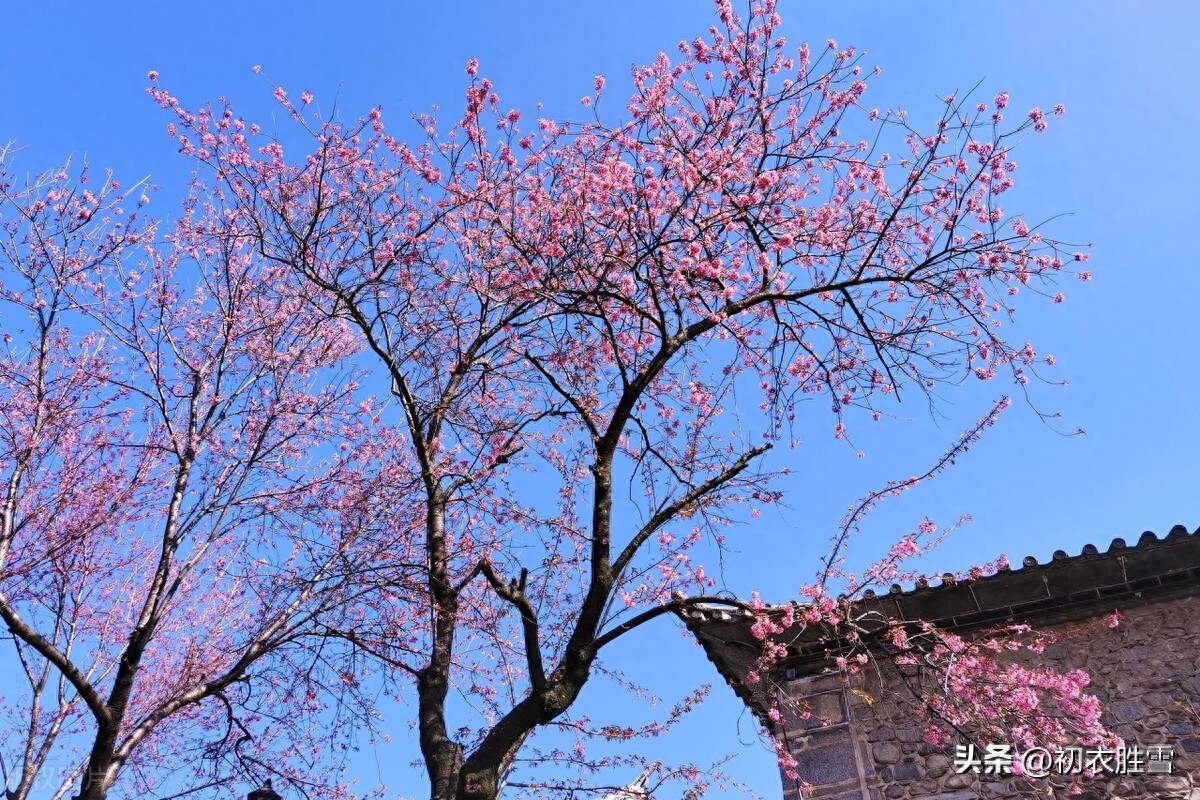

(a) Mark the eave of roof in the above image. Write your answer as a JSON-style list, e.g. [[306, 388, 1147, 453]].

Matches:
[[678, 524, 1200, 719]]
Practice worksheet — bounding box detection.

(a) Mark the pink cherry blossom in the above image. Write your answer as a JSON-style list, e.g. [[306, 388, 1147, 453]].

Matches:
[[0, 1, 1096, 798]]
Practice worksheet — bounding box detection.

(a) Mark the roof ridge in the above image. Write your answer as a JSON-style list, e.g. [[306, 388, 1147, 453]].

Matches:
[[674, 524, 1200, 615], [857, 522, 1197, 602]]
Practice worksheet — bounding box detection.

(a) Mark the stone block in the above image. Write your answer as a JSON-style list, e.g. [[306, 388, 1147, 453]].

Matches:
[[1146, 711, 1171, 728], [817, 791, 873, 800], [924, 754, 950, 778], [941, 771, 972, 789], [873, 742, 901, 764], [793, 743, 859, 786], [1144, 774, 1193, 798], [1146, 691, 1175, 708], [1107, 699, 1148, 723]]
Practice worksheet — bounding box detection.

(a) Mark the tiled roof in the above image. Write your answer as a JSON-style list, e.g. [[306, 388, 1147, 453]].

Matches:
[[678, 525, 1200, 718]]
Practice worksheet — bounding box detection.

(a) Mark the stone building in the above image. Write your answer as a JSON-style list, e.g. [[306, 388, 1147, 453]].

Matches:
[[680, 525, 1200, 800]]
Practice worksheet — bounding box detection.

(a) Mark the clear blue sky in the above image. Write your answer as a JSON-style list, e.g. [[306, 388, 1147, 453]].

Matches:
[[3, 2, 1198, 799]]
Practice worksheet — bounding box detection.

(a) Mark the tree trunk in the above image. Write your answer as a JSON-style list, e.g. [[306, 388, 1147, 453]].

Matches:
[[75, 743, 116, 800]]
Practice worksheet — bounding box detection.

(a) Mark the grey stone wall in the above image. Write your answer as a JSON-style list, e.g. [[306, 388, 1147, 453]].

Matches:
[[780, 592, 1200, 799]]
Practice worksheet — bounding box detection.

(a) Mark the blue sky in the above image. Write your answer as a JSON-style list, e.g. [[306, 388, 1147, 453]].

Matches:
[[3, 2, 1199, 799]]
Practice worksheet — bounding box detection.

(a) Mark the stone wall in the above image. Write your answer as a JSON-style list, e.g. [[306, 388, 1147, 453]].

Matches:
[[778, 591, 1200, 800]]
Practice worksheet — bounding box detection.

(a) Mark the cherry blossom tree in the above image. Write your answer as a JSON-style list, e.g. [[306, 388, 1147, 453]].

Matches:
[[0, 1, 1101, 799], [0, 147, 422, 800]]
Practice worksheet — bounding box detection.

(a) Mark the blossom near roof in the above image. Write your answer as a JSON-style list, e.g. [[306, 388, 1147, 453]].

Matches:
[[678, 524, 1200, 715]]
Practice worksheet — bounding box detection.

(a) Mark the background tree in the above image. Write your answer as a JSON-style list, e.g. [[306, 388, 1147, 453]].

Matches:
[[1, 1, 1098, 799], [0, 149, 422, 800]]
